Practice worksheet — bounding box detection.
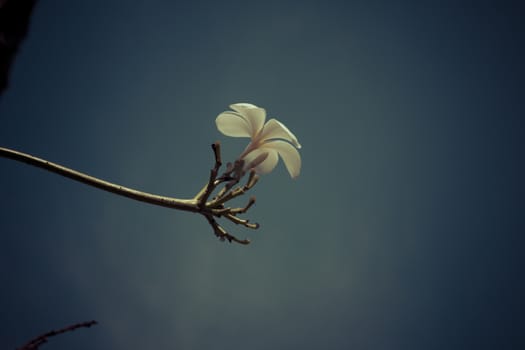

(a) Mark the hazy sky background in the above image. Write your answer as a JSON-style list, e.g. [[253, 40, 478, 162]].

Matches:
[[1, 1, 523, 349]]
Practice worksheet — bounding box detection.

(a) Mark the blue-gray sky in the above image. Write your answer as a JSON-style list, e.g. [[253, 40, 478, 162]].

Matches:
[[1, 1, 523, 349]]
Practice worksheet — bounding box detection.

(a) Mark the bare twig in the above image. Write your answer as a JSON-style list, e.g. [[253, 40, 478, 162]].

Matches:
[[195, 142, 222, 205], [16, 320, 98, 350], [0, 147, 200, 212], [204, 214, 251, 244], [0, 143, 260, 244], [211, 170, 259, 207]]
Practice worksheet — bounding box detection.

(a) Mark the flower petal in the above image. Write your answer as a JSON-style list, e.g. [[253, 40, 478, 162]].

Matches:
[[230, 102, 259, 110], [245, 150, 269, 170], [259, 118, 301, 149], [261, 140, 301, 178], [242, 148, 279, 175], [230, 103, 266, 137], [216, 111, 252, 137]]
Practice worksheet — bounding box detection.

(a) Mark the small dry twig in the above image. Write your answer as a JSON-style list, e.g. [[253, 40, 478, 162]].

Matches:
[[16, 320, 98, 350]]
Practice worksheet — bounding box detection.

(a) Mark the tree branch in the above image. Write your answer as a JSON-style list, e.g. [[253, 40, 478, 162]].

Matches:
[[0, 146, 200, 212], [0, 143, 260, 244]]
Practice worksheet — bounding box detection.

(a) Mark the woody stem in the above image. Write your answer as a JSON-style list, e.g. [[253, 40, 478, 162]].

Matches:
[[0, 147, 200, 212]]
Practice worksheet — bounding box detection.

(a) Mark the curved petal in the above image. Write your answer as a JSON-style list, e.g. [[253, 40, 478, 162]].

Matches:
[[261, 140, 301, 178], [230, 102, 259, 110], [244, 150, 269, 170], [242, 148, 279, 175], [230, 103, 266, 137], [216, 111, 252, 137], [259, 119, 301, 149]]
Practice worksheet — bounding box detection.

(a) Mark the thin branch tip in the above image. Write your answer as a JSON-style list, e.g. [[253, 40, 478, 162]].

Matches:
[[17, 320, 98, 350], [212, 141, 222, 165]]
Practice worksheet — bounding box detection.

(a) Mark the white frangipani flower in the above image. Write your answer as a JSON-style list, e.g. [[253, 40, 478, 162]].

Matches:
[[216, 103, 302, 178]]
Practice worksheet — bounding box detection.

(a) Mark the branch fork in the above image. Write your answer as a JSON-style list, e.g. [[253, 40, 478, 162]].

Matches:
[[194, 142, 260, 244]]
